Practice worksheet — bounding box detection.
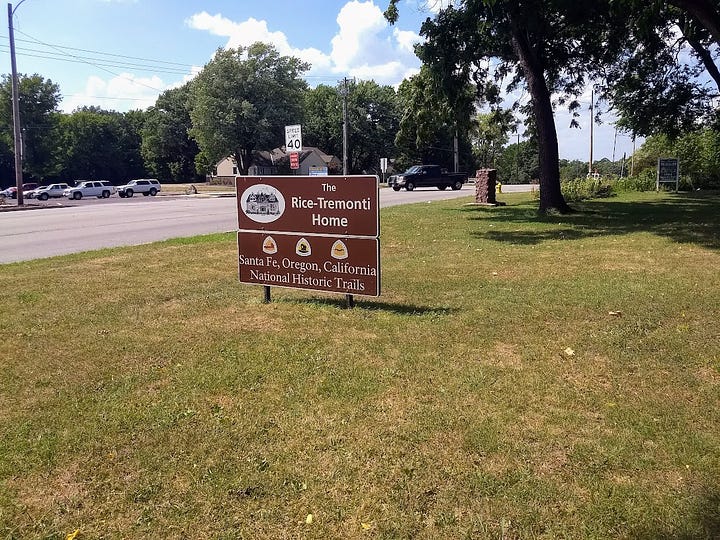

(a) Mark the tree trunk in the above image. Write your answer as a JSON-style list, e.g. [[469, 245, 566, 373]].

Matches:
[[685, 33, 720, 91], [672, 0, 720, 47], [510, 18, 572, 214], [234, 148, 253, 176]]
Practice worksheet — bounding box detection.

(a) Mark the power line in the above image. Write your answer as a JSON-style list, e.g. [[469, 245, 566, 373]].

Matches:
[[0, 45, 192, 75], [11, 28, 166, 92], [0, 33, 344, 82], [62, 94, 156, 102], [0, 34, 194, 68], [0, 32, 355, 105]]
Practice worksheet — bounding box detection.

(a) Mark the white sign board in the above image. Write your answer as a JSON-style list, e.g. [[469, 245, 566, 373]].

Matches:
[[380, 157, 388, 173], [285, 124, 302, 153]]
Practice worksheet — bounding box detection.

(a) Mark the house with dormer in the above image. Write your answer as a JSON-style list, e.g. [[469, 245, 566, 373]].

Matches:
[[210, 147, 341, 182]]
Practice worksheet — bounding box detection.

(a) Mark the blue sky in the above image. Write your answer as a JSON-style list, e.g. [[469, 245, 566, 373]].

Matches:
[[1, 0, 637, 162]]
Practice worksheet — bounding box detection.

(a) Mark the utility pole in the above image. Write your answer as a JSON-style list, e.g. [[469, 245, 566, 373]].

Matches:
[[8, 1, 26, 206], [340, 77, 350, 176], [515, 131, 520, 183], [588, 87, 594, 176], [453, 128, 459, 173], [339, 77, 354, 309], [612, 125, 617, 163]]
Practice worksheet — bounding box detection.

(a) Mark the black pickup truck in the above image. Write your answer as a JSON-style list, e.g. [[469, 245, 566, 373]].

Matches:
[[387, 165, 467, 191]]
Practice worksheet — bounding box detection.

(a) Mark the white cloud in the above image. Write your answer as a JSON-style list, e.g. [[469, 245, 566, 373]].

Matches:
[[186, 1, 421, 86], [330, 1, 389, 71], [414, 0, 453, 14], [185, 12, 332, 75], [393, 28, 421, 55], [60, 73, 165, 113], [66, 1, 424, 114]]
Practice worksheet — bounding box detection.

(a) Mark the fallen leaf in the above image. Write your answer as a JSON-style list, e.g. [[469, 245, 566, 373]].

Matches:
[[66, 530, 80, 540], [564, 347, 575, 357], [305, 514, 313, 524], [361, 522, 372, 530]]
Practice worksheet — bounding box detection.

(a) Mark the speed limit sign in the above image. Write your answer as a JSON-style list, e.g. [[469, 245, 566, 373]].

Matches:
[[285, 125, 302, 153]]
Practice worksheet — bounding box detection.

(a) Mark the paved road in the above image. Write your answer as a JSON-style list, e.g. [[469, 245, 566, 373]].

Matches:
[[0, 185, 480, 264]]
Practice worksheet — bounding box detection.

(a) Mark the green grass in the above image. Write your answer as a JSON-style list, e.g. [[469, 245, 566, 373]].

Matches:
[[1, 191, 719, 539]]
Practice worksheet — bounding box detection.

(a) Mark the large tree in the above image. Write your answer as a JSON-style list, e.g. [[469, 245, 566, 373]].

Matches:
[[303, 84, 343, 157], [472, 109, 517, 170], [303, 80, 400, 174], [189, 42, 309, 175], [142, 83, 201, 183], [55, 106, 146, 184], [387, 0, 622, 213], [345, 80, 400, 174], [395, 66, 476, 172], [605, 1, 720, 138], [0, 74, 61, 183], [497, 139, 540, 184]]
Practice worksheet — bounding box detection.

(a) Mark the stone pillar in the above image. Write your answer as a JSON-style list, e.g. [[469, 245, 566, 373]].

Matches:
[[475, 169, 497, 204]]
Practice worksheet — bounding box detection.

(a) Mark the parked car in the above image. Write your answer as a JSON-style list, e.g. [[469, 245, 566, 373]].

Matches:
[[387, 165, 467, 191], [32, 183, 71, 200], [63, 181, 116, 200], [1, 183, 38, 199], [117, 178, 161, 198], [23, 182, 38, 199]]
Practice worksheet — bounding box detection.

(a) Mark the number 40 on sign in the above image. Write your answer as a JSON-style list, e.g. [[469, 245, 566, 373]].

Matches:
[[285, 124, 302, 152]]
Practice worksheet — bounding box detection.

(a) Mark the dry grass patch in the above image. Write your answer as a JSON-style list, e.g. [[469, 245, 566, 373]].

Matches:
[[1, 192, 720, 538]]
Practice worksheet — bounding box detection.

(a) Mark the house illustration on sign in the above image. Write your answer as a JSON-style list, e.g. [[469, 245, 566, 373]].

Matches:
[[246, 190, 280, 215]]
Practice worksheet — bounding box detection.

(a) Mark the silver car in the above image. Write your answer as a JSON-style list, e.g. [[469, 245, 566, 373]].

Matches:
[[33, 183, 70, 201]]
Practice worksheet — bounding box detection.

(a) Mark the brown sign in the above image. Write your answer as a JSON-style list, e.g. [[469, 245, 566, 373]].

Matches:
[[236, 176, 379, 237], [238, 231, 380, 296]]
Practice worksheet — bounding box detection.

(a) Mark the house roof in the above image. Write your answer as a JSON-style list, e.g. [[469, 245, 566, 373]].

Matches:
[[215, 147, 340, 167]]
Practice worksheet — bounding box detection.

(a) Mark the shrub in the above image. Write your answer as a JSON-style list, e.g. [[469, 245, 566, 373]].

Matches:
[[613, 171, 656, 192], [561, 177, 614, 202]]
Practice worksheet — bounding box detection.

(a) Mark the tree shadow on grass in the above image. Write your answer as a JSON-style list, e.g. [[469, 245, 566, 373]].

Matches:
[[283, 296, 457, 316], [463, 191, 720, 250], [632, 485, 720, 539]]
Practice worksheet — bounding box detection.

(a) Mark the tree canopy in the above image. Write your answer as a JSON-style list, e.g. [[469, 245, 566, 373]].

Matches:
[[387, 0, 618, 212], [189, 42, 309, 175], [387, 0, 719, 210], [604, 0, 720, 138], [54, 106, 146, 184], [394, 66, 475, 171], [303, 80, 400, 174], [0, 74, 61, 181], [142, 84, 201, 183]]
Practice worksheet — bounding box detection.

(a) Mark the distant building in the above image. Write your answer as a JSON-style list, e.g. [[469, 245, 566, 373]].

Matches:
[[210, 147, 341, 183]]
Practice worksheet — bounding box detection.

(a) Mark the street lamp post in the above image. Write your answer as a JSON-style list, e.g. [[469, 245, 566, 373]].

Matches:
[[8, 1, 27, 206]]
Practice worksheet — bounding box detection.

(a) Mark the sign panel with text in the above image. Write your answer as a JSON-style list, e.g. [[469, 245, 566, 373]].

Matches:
[[238, 232, 380, 296], [289, 152, 300, 170], [285, 124, 302, 152], [657, 157, 679, 191], [236, 176, 379, 237]]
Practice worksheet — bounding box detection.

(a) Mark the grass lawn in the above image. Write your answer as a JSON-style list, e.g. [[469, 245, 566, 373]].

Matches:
[[159, 182, 235, 195], [1, 191, 718, 539]]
